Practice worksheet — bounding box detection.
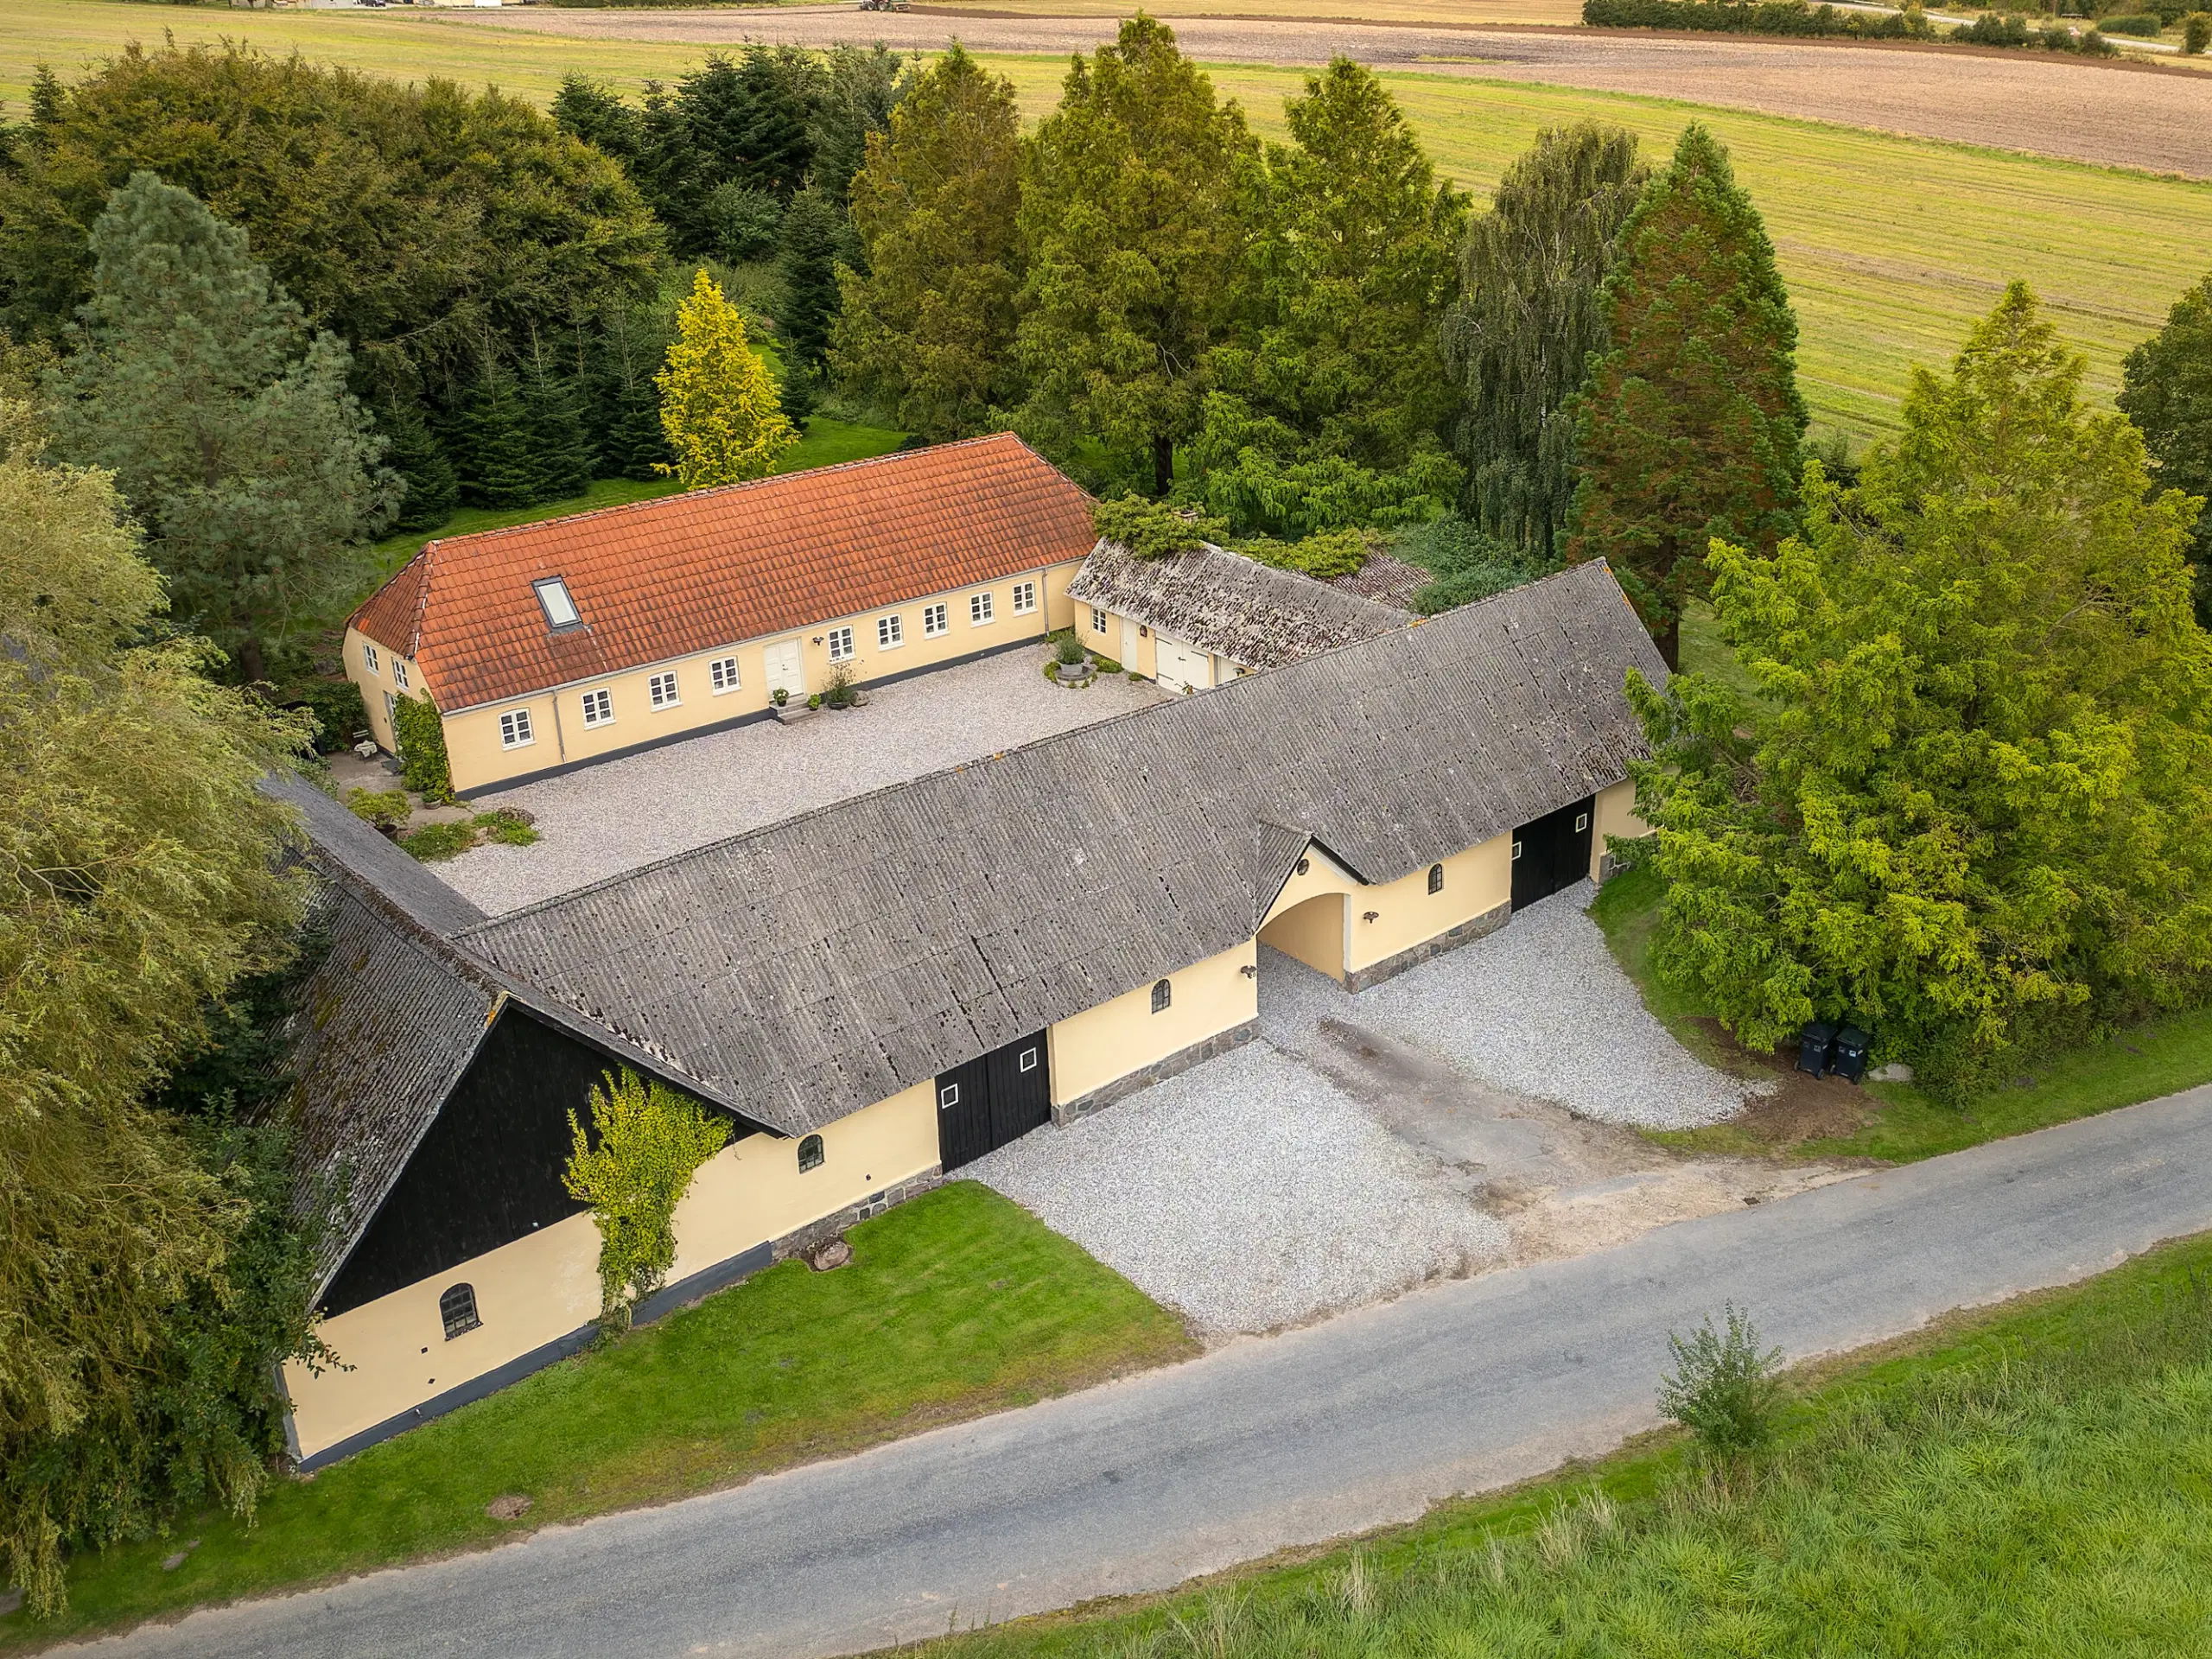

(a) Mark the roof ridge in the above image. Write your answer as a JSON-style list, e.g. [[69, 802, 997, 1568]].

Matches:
[[461, 558, 1640, 938], [416, 432, 1048, 558]]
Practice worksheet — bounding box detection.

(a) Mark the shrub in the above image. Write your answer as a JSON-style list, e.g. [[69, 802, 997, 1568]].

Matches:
[[397, 819, 474, 861], [390, 692, 455, 803], [2098, 11, 2164, 31], [1395, 516, 1558, 613], [1054, 636, 1088, 666], [822, 660, 859, 709], [345, 787, 410, 833], [2185, 10, 2210, 48], [1657, 1302, 1784, 1457], [1239, 527, 1372, 582], [563, 1069, 731, 1336], [1092, 495, 1225, 560], [283, 678, 367, 753], [477, 808, 539, 848], [1582, 0, 1934, 36]]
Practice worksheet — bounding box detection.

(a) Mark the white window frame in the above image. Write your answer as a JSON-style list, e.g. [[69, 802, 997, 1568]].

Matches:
[[499, 708, 535, 750], [876, 614, 904, 650], [1090, 607, 1109, 636], [393, 659, 410, 691], [649, 671, 681, 710], [1012, 580, 1037, 616], [709, 656, 741, 695], [969, 592, 995, 626], [582, 687, 613, 728], [827, 626, 855, 663], [363, 643, 380, 675], [923, 602, 948, 639]]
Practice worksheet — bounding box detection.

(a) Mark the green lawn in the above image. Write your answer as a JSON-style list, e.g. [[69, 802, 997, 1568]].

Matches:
[[930, 1230, 2212, 1658], [0, 1182, 1194, 1651], [1591, 859, 2212, 1164], [9, 2, 2212, 447]]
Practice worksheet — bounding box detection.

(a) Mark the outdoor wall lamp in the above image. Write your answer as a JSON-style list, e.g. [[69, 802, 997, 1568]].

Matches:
[[1363, 910, 1380, 923], [1240, 963, 1257, 978]]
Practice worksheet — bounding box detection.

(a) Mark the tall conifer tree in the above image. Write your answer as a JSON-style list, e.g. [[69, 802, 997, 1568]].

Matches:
[[1440, 123, 1647, 559], [655, 269, 798, 487], [2117, 270, 2212, 628], [1565, 124, 1805, 667]]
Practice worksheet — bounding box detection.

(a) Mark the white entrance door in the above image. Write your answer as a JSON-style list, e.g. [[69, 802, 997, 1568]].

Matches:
[[762, 639, 805, 702], [1155, 636, 1211, 695], [1120, 615, 1142, 670]]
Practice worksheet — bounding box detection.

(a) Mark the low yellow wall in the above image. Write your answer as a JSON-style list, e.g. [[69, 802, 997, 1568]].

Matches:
[[365, 562, 1083, 794], [285, 1211, 602, 1462], [1048, 938, 1257, 1105], [286, 1084, 939, 1464], [1259, 832, 1512, 976], [1590, 778, 1648, 880]]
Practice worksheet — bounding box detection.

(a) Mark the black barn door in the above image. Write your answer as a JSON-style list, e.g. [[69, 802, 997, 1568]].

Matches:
[[1510, 795, 1596, 909], [937, 1030, 1051, 1173]]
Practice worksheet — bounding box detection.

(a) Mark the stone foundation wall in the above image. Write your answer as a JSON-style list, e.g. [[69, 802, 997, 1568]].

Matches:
[[1344, 899, 1511, 994], [1052, 1020, 1258, 1125], [768, 1166, 944, 1267]]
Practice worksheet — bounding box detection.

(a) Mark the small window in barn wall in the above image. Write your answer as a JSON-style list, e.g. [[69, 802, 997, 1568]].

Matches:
[[798, 1134, 825, 1173], [1151, 979, 1172, 1014], [1428, 863, 1444, 894], [440, 1283, 480, 1340]]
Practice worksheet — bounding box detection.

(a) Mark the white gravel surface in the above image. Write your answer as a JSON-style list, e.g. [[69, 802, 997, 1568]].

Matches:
[[1263, 881, 1755, 1130], [965, 1042, 1509, 1339], [440, 648, 1170, 914]]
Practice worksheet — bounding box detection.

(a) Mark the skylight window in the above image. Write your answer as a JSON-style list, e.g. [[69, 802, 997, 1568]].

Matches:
[[533, 577, 582, 630]]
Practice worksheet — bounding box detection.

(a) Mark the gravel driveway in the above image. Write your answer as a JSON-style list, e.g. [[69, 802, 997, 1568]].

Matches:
[[442, 648, 1170, 914], [966, 1043, 1509, 1339]]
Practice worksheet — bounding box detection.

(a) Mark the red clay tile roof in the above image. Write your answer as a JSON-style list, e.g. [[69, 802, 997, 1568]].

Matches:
[[347, 434, 1098, 713]]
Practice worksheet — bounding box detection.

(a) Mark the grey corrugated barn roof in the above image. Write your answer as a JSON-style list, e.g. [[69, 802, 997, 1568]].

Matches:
[[460, 562, 1666, 1136], [1067, 539, 1409, 670]]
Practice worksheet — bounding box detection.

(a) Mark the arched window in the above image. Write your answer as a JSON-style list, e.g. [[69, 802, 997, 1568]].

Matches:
[[440, 1283, 480, 1341], [1427, 863, 1445, 894], [1151, 978, 1172, 1014], [798, 1134, 825, 1173]]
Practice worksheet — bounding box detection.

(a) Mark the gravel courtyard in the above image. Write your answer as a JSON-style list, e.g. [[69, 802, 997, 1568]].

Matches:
[[441, 649, 1171, 914], [970, 885, 1777, 1338]]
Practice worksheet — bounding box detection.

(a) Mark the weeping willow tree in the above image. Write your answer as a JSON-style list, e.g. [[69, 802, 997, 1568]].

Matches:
[[1439, 124, 1647, 558]]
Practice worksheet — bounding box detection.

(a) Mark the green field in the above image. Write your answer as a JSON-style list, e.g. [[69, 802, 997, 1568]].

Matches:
[[6, 1, 2211, 442], [0, 1182, 1194, 1650], [932, 1230, 2212, 1657]]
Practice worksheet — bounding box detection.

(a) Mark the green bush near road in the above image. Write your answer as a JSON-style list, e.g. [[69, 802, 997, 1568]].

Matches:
[[1, 1182, 1191, 1651]]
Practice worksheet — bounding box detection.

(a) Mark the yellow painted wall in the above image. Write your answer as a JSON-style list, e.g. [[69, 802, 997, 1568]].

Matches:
[[1590, 778, 1648, 880], [1259, 832, 1512, 976], [1259, 890, 1346, 979], [359, 562, 1084, 793], [285, 1211, 601, 1461], [1048, 938, 1257, 1106], [343, 626, 428, 755], [285, 1084, 939, 1463]]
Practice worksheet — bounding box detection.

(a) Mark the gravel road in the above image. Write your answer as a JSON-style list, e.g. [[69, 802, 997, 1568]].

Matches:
[[457, 5, 2212, 180], [80, 1083, 2212, 1659], [966, 1042, 1509, 1337], [442, 649, 1168, 914]]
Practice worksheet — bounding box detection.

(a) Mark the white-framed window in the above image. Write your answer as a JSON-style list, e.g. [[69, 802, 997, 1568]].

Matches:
[[363, 643, 380, 674], [383, 691, 397, 731], [582, 687, 613, 727], [533, 576, 582, 630], [923, 602, 948, 638], [1012, 581, 1037, 615], [877, 614, 903, 650], [499, 708, 535, 750], [393, 659, 410, 690], [1090, 607, 1108, 635], [969, 592, 995, 626], [827, 626, 855, 662], [649, 671, 680, 709], [709, 655, 741, 694]]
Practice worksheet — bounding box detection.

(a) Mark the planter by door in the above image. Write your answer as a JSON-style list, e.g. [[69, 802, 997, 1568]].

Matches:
[[936, 1031, 1051, 1172], [1510, 795, 1595, 909]]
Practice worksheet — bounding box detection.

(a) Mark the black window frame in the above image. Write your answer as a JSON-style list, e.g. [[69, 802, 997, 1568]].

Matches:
[[1151, 978, 1172, 1014], [798, 1133, 825, 1172], [1428, 863, 1445, 894], [440, 1281, 481, 1340]]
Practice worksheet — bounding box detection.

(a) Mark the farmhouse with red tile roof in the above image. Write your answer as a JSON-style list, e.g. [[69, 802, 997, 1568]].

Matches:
[[344, 434, 1100, 791]]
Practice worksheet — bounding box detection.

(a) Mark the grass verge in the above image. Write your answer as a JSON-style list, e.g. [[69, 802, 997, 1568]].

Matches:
[[1594, 859, 2212, 1164], [0, 1182, 1194, 1652], [926, 1230, 2212, 1657]]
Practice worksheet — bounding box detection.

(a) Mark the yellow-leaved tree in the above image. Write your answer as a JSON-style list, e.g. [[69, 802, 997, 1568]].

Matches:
[[654, 269, 799, 488]]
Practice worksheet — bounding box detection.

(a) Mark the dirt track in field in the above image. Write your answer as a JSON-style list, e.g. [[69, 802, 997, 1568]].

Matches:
[[455, 6, 2212, 179]]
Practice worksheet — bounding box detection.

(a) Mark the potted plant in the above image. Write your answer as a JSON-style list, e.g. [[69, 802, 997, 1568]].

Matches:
[[772, 684, 815, 724], [1048, 635, 1095, 685], [821, 661, 862, 710]]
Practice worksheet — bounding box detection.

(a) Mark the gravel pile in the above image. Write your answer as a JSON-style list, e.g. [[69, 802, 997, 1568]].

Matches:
[[964, 1042, 1509, 1338], [441, 649, 1170, 914], [1263, 882, 1751, 1131]]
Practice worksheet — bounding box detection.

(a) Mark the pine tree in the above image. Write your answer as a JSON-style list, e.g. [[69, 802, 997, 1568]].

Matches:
[[655, 268, 798, 488], [46, 172, 399, 683], [456, 356, 546, 509], [521, 346, 597, 501], [1440, 123, 1648, 559], [588, 302, 677, 480], [808, 43, 913, 209], [833, 44, 1024, 442], [2117, 270, 2212, 628], [1015, 16, 1257, 496], [1565, 124, 1805, 668], [776, 185, 843, 423], [378, 394, 459, 531]]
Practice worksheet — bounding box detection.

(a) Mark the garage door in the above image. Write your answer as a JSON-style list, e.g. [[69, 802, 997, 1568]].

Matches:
[[1155, 637, 1211, 694], [936, 1032, 1052, 1172], [1510, 796, 1596, 908]]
